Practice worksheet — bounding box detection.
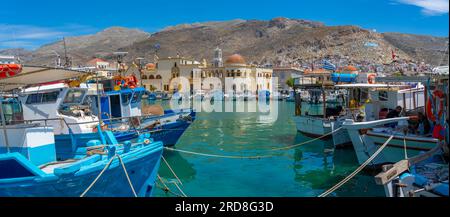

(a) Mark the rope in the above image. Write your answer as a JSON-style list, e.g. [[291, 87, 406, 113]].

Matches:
[[164, 147, 272, 159], [403, 136, 408, 159], [155, 183, 183, 197], [80, 155, 116, 197], [162, 155, 183, 185], [271, 127, 342, 150], [117, 155, 138, 197], [163, 127, 343, 159], [318, 134, 395, 197], [171, 181, 188, 197], [157, 175, 171, 192], [157, 175, 184, 197]]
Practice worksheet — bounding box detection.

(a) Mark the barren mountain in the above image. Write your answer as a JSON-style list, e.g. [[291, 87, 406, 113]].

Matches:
[[5, 18, 448, 67], [117, 18, 448, 66], [26, 27, 150, 66], [383, 32, 448, 65]]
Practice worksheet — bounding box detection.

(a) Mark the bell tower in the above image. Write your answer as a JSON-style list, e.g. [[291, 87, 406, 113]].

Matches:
[[213, 47, 223, 67]]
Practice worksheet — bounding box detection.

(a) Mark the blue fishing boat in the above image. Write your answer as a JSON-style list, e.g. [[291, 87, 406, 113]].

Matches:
[[374, 144, 448, 197], [0, 67, 163, 196], [84, 85, 195, 146], [147, 92, 157, 101], [0, 126, 163, 197]]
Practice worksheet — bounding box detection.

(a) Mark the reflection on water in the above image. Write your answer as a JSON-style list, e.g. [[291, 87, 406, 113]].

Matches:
[[145, 99, 384, 197]]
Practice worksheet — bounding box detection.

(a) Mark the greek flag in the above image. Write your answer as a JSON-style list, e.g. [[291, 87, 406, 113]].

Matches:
[[322, 59, 336, 71]]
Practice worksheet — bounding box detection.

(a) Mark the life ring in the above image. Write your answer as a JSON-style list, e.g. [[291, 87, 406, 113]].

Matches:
[[114, 75, 138, 89], [0, 64, 22, 78], [367, 74, 376, 84], [426, 90, 444, 122]]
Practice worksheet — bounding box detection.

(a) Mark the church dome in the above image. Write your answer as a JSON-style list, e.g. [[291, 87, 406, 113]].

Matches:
[[225, 54, 246, 65], [146, 63, 156, 70]]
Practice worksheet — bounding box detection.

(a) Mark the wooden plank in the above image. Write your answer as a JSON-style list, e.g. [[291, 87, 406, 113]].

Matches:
[[374, 160, 409, 185]]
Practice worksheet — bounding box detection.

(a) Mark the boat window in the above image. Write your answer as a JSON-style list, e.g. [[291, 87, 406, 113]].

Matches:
[[121, 92, 132, 105], [378, 91, 388, 101], [131, 91, 143, 103], [2, 99, 24, 125], [63, 89, 85, 104], [25, 91, 60, 104]]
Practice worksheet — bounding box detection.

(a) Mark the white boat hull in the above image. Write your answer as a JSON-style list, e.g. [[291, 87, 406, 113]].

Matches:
[[343, 118, 439, 167], [293, 116, 351, 146]]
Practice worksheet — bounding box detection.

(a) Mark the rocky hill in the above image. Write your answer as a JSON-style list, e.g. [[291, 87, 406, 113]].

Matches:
[[383, 32, 448, 65], [5, 18, 448, 67], [26, 27, 150, 66], [120, 18, 448, 66]]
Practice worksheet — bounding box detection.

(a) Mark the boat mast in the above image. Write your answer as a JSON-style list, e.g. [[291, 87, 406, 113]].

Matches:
[[63, 37, 71, 68], [136, 57, 145, 87]]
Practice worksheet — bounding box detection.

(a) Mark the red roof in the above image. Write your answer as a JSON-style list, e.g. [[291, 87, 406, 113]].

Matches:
[[86, 58, 107, 66]]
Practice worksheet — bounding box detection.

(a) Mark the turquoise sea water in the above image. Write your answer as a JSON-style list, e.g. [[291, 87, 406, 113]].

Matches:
[[144, 100, 385, 197]]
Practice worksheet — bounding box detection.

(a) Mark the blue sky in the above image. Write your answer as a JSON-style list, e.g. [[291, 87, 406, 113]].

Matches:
[[1, 0, 448, 50]]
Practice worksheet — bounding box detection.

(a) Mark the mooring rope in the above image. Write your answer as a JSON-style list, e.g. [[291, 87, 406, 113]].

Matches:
[[171, 180, 188, 197], [164, 147, 273, 159], [271, 127, 342, 150], [163, 127, 342, 159], [403, 136, 408, 159], [162, 155, 183, 185], [117, 155, 138, 197], [80, 155, 116, 197], [318, 134, 395, 197], [157, 175, 185, 197], [80, 154, 137, 197], [155, 182, 183, 197]]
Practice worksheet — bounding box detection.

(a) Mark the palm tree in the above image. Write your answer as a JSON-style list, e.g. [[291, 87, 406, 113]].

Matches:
[[286, 77, 295, 88]]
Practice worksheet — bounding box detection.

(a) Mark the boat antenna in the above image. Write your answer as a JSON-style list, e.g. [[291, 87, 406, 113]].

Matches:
[[63, 37, 71, 68], [136, 57, 145, 86], [113, 52, 128, 76]]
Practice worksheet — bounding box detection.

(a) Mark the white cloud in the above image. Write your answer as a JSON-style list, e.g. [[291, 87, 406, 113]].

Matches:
[[397, 0, 449, 16], [0, 24, 96, 50]]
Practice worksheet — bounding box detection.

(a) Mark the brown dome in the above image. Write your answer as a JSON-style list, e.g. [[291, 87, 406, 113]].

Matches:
[[146, 63, 156, 70], [225, 54, 246, 64]]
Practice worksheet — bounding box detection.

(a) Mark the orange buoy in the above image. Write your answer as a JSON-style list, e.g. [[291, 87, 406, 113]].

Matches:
[[0, 64, 22, 79], [426, 90, 445, 122], [367, 74, 376, 84]]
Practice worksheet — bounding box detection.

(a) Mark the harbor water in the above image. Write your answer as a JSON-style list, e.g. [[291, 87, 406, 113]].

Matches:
[[145, 100, 385, 197]]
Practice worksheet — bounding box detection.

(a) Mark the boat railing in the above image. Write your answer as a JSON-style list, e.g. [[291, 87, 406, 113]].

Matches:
[[3, 108, 192, 131]]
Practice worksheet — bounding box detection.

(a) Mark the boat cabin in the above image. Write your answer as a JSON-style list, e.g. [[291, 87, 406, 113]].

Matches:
[[17, 83, 98, 135], [335, 83, 425, 121], [84, 84, 145, 123]]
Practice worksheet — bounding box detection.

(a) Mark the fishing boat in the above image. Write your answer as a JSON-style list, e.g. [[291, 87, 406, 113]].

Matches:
[[192, 89, 206, 101], [206, 89, 224, 101], [292, 73, 352, 147], [82, 80, 196, 147], [341, 76, 448, 168], [374, 143, 448, 197], [243, 90, 256, 101], [0, 66, 163, 196], [286, 90, 295, 102], [143, 90, 157, 100]]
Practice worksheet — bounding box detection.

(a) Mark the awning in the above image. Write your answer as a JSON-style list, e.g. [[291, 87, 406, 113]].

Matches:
[[334, 83, 410, 88], [0, 65, 91, 91]]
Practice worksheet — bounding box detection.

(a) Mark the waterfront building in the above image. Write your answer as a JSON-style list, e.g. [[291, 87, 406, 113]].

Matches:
[[273, 66, 304, 91], [85, 58, 117, 78], [157, 55, 203, 92], [200, 53, 274, 93]]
